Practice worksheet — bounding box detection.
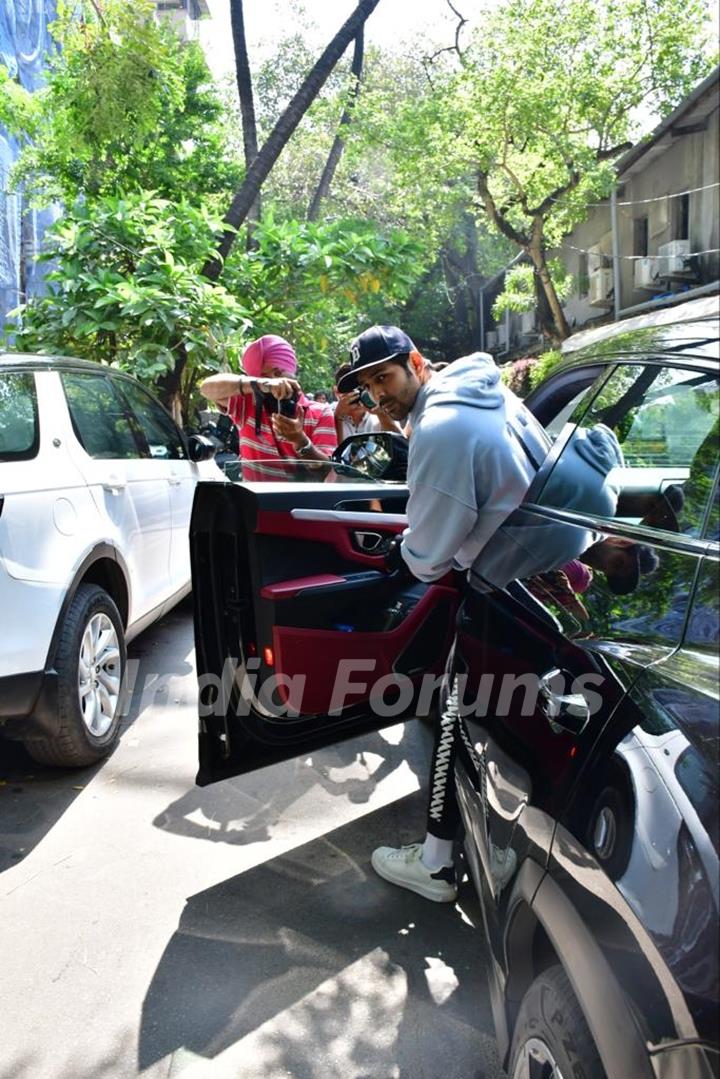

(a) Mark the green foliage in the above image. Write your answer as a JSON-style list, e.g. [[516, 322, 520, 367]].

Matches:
[[6, 0, 239, 202], [528, 349, 564, 390], [3, 191, 422, 400], [492, 262, 572, 319], [456, 0, 716, 245], [225, 213, 423, 389], [7, 193, 250, 384], [364, 0, 715, 338], [0, 65, 38, 138]]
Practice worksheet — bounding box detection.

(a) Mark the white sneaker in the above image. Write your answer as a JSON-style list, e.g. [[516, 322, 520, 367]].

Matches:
[[371, 842, 457, 902]]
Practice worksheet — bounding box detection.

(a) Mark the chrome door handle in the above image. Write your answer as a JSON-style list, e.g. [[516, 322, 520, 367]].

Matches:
[[354, 530, 385, 552], [538, 668, 590, 736]]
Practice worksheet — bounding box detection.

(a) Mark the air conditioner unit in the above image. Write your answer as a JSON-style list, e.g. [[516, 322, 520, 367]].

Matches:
[[589, 268, 613, 306], [657, 239, 692, 276], [633, 257, 661, 290], [485, 330, 498, 350], [520, 311, 535, 335], [588, 245, 606, 275]]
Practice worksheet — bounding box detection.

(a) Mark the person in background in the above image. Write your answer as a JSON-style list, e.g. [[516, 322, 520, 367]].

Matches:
[[332, 361, 402, 445], [315, 390, 330, 404], [199, 334, 336, 481]]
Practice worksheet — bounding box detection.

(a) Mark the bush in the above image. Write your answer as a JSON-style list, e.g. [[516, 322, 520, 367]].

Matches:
[[528, 348, 563, 390], [500, 356, 536, 398]]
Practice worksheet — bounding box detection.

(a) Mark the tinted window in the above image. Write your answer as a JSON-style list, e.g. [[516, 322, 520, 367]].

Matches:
[[0, 371, 38, 461], [115, 379, 187, 461], [539, 364, 719, 539], [62, 373, 141, 459]]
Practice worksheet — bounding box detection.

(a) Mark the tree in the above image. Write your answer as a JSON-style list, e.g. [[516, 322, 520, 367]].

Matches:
[[375, 0, 716, 341], [204, 0, 382, 278], [3, 0, 239, 204], [307, 29, 365, 221], [8, 194, 250, 422], [229, 0, 261, 241]]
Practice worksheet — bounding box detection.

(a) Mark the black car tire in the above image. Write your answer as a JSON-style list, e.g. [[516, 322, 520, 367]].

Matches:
[[26, 584, 127, 768], [509, 964, 605, 1079]]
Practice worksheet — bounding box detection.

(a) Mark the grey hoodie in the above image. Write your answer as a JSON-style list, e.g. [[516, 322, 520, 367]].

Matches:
[[402, 354, 623, 588], [402, 354, 549, 582]]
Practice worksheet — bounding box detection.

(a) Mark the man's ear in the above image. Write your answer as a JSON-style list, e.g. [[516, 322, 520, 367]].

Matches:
[[409, 349, 425, 376]]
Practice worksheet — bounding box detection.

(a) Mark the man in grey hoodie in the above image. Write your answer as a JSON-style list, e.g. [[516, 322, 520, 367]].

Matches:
[[337, 325, 623, 903]]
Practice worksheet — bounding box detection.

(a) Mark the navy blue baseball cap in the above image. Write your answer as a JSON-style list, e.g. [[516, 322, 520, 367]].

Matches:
[[338, 325, 415, 392]]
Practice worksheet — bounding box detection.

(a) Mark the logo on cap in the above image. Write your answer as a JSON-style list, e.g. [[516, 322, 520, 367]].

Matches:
[[351, 343, 361, 364]]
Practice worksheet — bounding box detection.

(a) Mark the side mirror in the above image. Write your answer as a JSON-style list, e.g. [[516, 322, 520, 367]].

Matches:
[[332, 432, 408, 481], [188, 433, 218, 463]]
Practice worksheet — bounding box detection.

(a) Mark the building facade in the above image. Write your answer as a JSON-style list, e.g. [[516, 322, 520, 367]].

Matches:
[[0, 1, 60, 329], [484, 67, 719, 359], [154, 0, 209, 43]]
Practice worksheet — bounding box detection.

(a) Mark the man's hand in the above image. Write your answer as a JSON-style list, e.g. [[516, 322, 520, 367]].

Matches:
[[258, 376, 301, 400], [384, 534, 411, 576], [271, 405, 306, 448], [334, 390, 361, 421]]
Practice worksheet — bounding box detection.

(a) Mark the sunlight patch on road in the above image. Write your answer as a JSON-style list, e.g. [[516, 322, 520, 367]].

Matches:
[[424, 956, 459, 1005], [165, 948, 406, 1079]]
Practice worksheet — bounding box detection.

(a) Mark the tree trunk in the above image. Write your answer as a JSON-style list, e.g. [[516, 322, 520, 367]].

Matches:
[[156, 343, 188, 426], [307, 28, 365, 222], [527, 220, 570, 342], [229, 0, 261, 247], [203, 0, 382, 280]]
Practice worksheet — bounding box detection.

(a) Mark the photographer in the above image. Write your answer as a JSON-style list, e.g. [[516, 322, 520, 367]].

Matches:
[[199, 335, 336, 481]]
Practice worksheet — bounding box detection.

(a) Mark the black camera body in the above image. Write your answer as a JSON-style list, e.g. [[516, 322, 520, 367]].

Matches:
[[261, 390, 298, 419]]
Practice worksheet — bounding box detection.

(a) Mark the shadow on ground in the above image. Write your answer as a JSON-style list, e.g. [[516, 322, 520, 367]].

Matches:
[[0, 596, 194, 874], [140, 792, 504, 1079]]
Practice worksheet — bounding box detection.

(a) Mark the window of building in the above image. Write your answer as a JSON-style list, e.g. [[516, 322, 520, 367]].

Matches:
[[673, 193, 690, 241], [634, 217, 649, 257], [578, 252, 589, 297]]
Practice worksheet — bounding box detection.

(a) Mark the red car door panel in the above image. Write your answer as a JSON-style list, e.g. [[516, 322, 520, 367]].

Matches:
[[191, 479, 460, 783]]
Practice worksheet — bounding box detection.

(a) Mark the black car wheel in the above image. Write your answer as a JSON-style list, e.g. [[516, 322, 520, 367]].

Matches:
[[509, 965, 605, 1079], [26, 584, 127, 768]]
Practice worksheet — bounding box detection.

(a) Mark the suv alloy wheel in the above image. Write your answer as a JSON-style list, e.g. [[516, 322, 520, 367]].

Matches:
[[27, 584, 127, 767]]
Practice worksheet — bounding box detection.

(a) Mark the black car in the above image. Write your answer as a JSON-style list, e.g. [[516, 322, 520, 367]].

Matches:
[[189, 304, 719, 1079]]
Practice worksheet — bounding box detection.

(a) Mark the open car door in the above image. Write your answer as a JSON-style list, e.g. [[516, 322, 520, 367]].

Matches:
[[190, 469, 461, 784]]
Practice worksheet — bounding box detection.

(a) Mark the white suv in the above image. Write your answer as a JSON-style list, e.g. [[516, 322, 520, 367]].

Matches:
[[0, 353, 222, 767]]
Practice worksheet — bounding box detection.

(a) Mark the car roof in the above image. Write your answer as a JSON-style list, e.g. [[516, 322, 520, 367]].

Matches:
[[561, 294, 719, 356], [0, 352, 122, 374]]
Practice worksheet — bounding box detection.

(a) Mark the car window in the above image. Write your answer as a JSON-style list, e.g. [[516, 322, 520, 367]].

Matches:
[[115, 379, 187, 461], [62, 373, 142, 459], [538, 364, 720, 539], [544, 383, 599, 441], [0, 371, 39, 462]]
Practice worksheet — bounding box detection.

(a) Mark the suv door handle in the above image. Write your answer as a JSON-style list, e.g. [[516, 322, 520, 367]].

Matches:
[[101, 474, 127, 493], [167, 472, 182, 486], [353, 530, 385, 552], [538, 668, 590, 736]]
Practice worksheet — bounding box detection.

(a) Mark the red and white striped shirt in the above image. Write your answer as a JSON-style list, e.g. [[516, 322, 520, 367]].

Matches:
[[228, 391, 337, 481]]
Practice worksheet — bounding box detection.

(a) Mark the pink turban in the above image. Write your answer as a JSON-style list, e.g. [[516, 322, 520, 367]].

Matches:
[[242, 335, 298, 377]]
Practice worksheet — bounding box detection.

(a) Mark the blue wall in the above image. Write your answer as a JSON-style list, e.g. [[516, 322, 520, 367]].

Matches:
[[0, 1, 61, 329]]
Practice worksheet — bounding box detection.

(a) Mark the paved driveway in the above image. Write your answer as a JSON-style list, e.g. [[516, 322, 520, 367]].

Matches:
[[0, 597, 504, 1079]]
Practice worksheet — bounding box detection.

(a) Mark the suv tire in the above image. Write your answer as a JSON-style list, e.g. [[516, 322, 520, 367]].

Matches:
[[509, 964, 605, 1079], [27, 584, 127, 767]]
